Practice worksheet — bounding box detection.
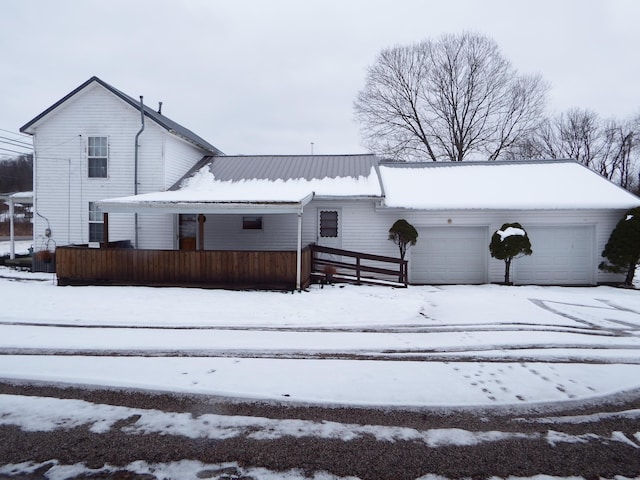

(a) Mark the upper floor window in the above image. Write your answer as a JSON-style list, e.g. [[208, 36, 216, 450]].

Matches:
[[88, 136, 108, 178]]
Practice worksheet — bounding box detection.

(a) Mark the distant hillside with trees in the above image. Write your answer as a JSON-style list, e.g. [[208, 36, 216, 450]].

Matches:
[[0, 154, 33, 193], [0, 154, 33, 237]]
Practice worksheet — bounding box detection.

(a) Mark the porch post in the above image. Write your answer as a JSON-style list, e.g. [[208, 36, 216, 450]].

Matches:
[[198, 214, 206, 251], [296, 209, 302, 291], [102, 212, 109, 245], [9, 198, 15, 260]]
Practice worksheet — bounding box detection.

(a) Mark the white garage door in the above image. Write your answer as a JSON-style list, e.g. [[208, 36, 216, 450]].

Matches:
[[514, 226, 595, 285], [411, 227, 488, 284]]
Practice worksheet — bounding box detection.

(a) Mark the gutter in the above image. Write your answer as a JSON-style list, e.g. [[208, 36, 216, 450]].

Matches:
[[134, 96, 144, 248]]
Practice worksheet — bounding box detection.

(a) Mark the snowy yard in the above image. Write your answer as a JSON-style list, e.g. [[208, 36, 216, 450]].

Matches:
[[0, 261, 639, 407], [1, 249, 640, 479]]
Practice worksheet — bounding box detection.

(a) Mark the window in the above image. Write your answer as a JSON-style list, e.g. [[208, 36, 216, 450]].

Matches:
[[320, 210, 338, 237], [88, 136, 108, 178], [243, 216, 263, 230], [88, 202, 104, 242]]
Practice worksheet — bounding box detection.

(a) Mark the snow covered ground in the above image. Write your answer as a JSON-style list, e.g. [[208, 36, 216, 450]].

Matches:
[[0, 262, 639, 407], [2, 247, 640, 479], [0, 239, 32, 257]]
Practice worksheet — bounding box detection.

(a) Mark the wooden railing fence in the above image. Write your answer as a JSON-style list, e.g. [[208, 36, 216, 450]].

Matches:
[[310, 244, 408, 287]]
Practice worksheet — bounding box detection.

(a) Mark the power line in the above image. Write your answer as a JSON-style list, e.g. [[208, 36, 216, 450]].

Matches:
[[0, 135, 32, 147], [0, 128, 31, 139], [0, 141, 32, 154], [0, 146, 32, 156], [0, 138, 32, 151], [0, 144, 32, 154]]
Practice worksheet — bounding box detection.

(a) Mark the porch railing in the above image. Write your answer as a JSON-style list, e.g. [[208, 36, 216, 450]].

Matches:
[[56, 245, 311, 290], [310, 244, 408, 287]]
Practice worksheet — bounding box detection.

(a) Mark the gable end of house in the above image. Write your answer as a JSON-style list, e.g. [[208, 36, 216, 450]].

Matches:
[[19, 76, 222, 155]]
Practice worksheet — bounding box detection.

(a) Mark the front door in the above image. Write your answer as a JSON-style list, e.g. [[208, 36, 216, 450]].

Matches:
[[178, 214, 197, 250]]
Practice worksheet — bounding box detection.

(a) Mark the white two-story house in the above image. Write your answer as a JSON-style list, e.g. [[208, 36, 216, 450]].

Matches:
[[20, 76, 222, 253]]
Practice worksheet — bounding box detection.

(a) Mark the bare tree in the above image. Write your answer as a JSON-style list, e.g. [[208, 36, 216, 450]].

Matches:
[[510, 109, 639, 191], [556, 109, 601, 168], [354, 32, 549, 161], [599, 119, 635, 188]]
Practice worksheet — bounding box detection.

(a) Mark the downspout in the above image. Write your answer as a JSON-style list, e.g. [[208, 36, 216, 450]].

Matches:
[[296, 208, 302, 291], [134, 96, 144, 248]]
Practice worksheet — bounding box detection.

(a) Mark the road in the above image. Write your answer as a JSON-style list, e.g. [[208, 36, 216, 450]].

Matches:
[[0, 380, 639, 479]]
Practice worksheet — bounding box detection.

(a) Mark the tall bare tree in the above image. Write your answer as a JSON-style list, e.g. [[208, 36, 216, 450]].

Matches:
[[354, 32, 549, 161], [510, 109, 639, 191], [599, 119, 636, 189], [556, 109, 601, 168]]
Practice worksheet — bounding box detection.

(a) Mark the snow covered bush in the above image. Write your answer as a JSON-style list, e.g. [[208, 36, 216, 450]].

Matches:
[[599, 206, 640, 287], [489, 223, 532, 284]]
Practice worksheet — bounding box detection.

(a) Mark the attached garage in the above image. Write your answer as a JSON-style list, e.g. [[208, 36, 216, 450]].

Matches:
[[379, 161, 639, 285], [411, 227, 488, 284], [514, 226, 595, 285]]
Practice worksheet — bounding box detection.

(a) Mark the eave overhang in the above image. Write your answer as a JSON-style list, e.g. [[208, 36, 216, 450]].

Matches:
[[98, 192, 315, 215]]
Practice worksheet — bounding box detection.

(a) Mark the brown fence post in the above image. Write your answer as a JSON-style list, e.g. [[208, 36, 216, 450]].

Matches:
[[403, 260, 408, 287], [102, 213, 109, 245], [198, 214, 206, 251]]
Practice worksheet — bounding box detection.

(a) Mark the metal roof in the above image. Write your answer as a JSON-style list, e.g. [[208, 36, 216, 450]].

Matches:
[[204, 154, 379, 182], [20, 77, 222, 155]]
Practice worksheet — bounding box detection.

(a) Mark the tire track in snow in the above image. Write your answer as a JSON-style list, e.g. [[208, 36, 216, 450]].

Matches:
[[0, 319, 624, 337], [1, 347, 639, 364]]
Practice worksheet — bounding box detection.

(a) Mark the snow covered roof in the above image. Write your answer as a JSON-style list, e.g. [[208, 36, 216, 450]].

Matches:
[[99, 158, 640, 214], [0, 191, 33, 203], [99, 155, 383, 214], [379, 160, 640, 210]]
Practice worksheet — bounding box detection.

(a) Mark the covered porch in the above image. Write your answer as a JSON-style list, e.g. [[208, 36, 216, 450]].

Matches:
[[54, 193, 316, 291]]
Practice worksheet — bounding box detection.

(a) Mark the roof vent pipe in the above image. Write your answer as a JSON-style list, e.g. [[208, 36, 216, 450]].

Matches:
[[134, 95, 145, 248], [158, 102, 163, 114]]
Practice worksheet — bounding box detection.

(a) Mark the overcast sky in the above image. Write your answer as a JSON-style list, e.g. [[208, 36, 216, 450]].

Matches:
[[1, 0, 639, 157]]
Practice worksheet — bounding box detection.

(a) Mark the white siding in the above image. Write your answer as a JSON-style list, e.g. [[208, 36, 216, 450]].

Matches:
[[384, 208, 627, 285], [201, 214, 300, 250], [303, 200, 400, 258], [307, 201, 628, 285], [138, 213, 175, 249], [163, 134, 208, 189], [30, 82, 207, 249]]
